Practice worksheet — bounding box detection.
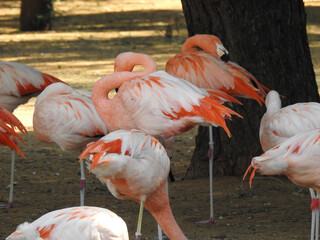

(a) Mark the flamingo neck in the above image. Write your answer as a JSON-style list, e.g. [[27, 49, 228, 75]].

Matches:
[[115, 52, 157, 74], [182, 34, 218, 55], [144, 183, 187, 240], [92, 72, 138, 126], [265, 91, 282, 115]]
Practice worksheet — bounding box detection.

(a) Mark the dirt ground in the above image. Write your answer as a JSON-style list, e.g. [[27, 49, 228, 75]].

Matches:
[[0, 0, 320, 239]]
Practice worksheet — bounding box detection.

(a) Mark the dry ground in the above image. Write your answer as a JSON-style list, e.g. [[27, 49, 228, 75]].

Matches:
[[0, 0, 320, 239]]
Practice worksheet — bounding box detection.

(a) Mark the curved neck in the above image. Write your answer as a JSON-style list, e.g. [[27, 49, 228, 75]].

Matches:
[[265, 91, 282, 115], [144, 183, 187, 240], [115, 52, 157, 74], [132, 54, 157, 74], [92, 71, 144, 127], [182, 35, 217, 55]]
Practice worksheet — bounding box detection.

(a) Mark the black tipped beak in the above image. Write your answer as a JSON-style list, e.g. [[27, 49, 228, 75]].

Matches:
[[220, 52, 229, 62]]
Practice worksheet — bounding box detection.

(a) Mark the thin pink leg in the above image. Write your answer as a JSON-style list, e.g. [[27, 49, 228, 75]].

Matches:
[[196, 126, 215, 224]]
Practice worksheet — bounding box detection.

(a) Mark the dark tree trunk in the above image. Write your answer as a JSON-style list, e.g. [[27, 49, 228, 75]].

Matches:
[[20, 0, 52, 31], [181, 0, 319, 178]]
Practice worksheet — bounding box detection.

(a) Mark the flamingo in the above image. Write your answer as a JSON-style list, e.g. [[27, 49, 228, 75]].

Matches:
[[94, 51, 242, 139], [33, 82, 108, 206], [244, 128, 320, 240], [0, 106, 28, 208], [0, 61, 64, 112], [6, 206, 129, 240], [165, 34, 268, 103], [79, 129, 187, 240], [251, 89, 320, 239], [165, 34, 269, 224]]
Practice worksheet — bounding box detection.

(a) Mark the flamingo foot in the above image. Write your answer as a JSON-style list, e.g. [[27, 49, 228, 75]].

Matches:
[[0, 201, 14, 209], [79, 179, 86, 190], [196, 216, 215, 225]]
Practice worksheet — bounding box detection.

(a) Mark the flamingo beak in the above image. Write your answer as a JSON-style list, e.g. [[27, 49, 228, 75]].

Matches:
[[243, 165, 257, 188]]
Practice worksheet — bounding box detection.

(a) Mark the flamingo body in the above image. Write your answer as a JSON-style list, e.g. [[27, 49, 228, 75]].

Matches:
[[80, 129, 170, 202], [165, 34, 268, 104], [33, 82, 109, 206], [0, 61, 64, 112], [259, 90, 320, 152], [79, 129, 187, 240], [6, 206, 129, 240], [33, 82, 108, 151]]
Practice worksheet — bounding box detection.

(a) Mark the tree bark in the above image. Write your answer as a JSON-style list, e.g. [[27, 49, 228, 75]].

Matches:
[[20, 0, 52, 31], [181, 0, 319, 178]]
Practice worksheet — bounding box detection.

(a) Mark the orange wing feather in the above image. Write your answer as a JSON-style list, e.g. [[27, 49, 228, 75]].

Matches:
[[0, 106, 28, 158]]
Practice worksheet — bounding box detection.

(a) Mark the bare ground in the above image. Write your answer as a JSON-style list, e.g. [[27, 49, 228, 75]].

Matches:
[[0, 0, 320, 239]]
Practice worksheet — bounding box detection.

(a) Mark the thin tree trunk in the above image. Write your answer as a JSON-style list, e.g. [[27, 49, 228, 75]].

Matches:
[[181, 0, 319, 177]]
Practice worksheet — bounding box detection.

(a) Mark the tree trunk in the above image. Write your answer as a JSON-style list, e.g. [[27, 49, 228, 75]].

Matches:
[[181, 0, 319, 178], [20, 0, 52, 31]]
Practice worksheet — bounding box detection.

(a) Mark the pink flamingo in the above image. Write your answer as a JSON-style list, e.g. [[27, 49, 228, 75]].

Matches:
[[33, 82, 108, 206], [0, 61, 63, 208], [165, 34, 269, 224], [257, 90, 320, 239], [6, 206, 129, 239], [0, 106, 28, 208], [79, 129, 187, 240], [165, 34, 268, 103], [93, 51, 241, 237], [244, 128, 320, 240], [94, 51, 241, 138], [0, 61, 64, 112]]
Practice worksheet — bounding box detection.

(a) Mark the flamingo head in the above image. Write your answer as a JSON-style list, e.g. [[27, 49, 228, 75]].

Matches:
[[243, 152, 288, 187]]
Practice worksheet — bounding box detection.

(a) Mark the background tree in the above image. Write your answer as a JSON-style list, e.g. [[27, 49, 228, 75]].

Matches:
[[181, 0, 319, 178], [20, 0, 52, 31]]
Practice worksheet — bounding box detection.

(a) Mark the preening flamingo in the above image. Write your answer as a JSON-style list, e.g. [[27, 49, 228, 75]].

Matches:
[[6, 206, 129, 240], [0, 106, 27, 208], [165, 34, 268, 103], [165, 34, 269, 224], [244, 128, 320, 240], [33, 82, 108, 206], [79, 129, 187, 240], [95, 51, 241, 137], [0, 61, 64, 112], [246, 90, 320, 240]]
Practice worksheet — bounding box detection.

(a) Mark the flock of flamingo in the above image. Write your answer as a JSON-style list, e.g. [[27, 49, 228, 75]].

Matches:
[[1, 34, 319, 240]]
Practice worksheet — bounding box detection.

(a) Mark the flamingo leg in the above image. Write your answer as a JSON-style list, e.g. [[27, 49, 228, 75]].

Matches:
[[79, 160, 86, 206], [196, 125, 215, 224], [0, 150, 15, 209], [135, 200, 145, 240], [163, 136, 175, 182], [309, 188, 320, 240], [316, 192, 320, 240]]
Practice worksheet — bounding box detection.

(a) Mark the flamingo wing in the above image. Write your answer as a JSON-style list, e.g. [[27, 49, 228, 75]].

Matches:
[[33, 83, 108, 151], [6, 206, 129, 240], [119, 71, 241, 137], [166, 51, 267, 105], [0, 106, 27, 158], [0, 61, 63, 97], [79, 129, 170, 200], [259, 102, 320, 151], [0, 62, 64, 112]]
